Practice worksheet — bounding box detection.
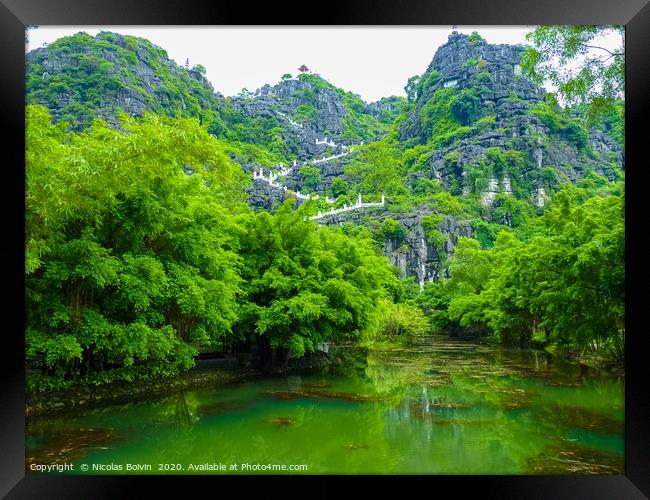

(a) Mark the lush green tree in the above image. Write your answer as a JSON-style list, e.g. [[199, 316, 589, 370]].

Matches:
[[404, 75, 420, 102], [330, 177, 349, 198], [419, 280, 454, 333], [344, 140, 407, 196], [519, 185, 624, 354], [521, 25, 624, 123], [26, 105, 249, 390], [435, 180, 624, 357], [299, 166, 322, 193], [376, 300, 430, 338], [236, 202, 399, 370], [379, 218, 407, 243], [429, 192, 465, 216], [411, 178, 443, 197]]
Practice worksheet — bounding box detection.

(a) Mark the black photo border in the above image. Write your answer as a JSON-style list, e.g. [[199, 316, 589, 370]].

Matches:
[[1, 0, 648, 497]]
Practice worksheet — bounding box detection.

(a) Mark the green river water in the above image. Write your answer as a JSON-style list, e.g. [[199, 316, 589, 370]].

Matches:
[[26, 339, 624, 475]]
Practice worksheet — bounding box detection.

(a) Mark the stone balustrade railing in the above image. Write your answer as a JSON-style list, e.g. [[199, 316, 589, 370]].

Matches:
[[254, 167, 319, 201], [309, 193, 385, 220], [277, 111, 303, 129], [315, 137, 337, 147], [253, 167, 384, 219], [311, 150, 350, 164], [250, 122, 379, 218], [275, 111, 366, 152], [278, 164, 292, 176]]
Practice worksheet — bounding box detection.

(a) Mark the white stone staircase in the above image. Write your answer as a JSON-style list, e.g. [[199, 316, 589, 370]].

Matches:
[[249, 111, 380, 217]]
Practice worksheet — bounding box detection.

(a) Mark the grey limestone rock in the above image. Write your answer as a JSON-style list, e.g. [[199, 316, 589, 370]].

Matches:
[[397, 32, 623, 205]]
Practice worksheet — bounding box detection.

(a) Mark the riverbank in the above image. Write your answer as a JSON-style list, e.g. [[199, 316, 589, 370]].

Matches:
[[473, 334, 624, 379], [26, 358, 257, 418], [543, 345, 625, 379], [26, 345, 361, 418]]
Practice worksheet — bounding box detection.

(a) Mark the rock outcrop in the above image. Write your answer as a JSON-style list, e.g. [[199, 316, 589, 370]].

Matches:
[[400, 32, 624, 206], [230, 75, 386, 159], [26, 31, 226, 130], [27, 29, 624, 286], [314, 207, 472, 287]]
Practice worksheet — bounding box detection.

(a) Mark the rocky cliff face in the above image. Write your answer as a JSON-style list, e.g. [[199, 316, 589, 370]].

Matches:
[[26, 31, 226, 130], [381, 214, 472, 287], [366, 96, 408, 124], [230, 75, 387, 158], [314, 208, 472, 288], [401, 32, 543, 141], [400, 32, 624, 206], [239, 35, 622, 281], [232, 79, 346, 136]]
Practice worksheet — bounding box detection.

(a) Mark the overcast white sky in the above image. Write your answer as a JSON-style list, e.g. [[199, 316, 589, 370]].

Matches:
[[25, 26, 622, 103]]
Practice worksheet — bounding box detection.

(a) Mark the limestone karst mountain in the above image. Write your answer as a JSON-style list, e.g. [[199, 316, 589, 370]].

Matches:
[[26, 31, 393, 160], [25, 29, 624, 288], [398, 31, 623, 207], [26, 31, 227, 132]]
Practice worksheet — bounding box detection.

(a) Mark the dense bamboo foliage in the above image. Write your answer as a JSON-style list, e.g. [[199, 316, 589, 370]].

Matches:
[[25, 106, 401, 390], [420, 176, 625, 358]]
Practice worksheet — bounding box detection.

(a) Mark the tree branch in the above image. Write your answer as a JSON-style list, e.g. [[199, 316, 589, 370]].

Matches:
[[539, 261, 562, 275], [579, 44, 620, 57]]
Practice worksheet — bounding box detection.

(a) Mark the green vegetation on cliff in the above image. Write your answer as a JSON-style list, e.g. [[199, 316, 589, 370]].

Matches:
[[26, 31, 226, 133], [295, 73, 389, 141]]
